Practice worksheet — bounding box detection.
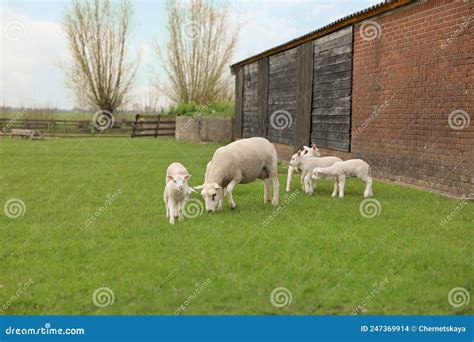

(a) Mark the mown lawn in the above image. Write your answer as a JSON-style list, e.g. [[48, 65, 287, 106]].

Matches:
[[0, 138, 472, 315]]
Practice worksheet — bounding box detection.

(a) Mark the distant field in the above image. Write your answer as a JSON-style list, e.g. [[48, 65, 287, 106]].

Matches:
[[0, 138, 472, 315], [0, 110, 139, 121]]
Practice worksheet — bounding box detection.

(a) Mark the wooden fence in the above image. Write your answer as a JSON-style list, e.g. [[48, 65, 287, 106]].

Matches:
[[131, 114, 175, 138], [0, 116, 176, 138]]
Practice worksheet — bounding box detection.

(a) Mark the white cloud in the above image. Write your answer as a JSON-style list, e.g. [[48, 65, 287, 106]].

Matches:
[[1, 7, 71, 108]]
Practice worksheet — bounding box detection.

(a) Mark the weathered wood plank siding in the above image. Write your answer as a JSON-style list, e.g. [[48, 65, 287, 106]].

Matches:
[[257, 58, 269, 137], [234, 68, 244, 138], [267, 48, 297, 146], [311, 26, 353, 151], [295, 41, 314, 151], [242, 62, 259, 138]]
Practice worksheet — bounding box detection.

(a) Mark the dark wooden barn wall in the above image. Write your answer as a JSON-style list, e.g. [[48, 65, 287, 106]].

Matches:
[[234, 68, 243, 138], [267, 48, 297, 146], [295, 41, 314, 151], [311, 26, 353, 151], [257, 58, 269, 137], [242, 62, 259, 138]]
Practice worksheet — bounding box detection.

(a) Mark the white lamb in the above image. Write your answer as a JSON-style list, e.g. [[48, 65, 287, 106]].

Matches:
[[289, 150, 342, 196], [164, 162, 195, 224], [197, 137, 279, 212], [312, 159, 373, 198], [285, 144, 321, 192]]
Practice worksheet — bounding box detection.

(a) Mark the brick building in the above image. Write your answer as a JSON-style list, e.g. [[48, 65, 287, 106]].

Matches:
[[231, 0, 473, 198]]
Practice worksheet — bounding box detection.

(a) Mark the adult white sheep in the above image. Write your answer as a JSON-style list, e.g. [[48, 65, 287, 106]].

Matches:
[[198, 137, 279, 212], [285, 144, 320, 192], [164, 162, 195, 224], [312, 159, 373, 198], [289, 151, 342, 196]]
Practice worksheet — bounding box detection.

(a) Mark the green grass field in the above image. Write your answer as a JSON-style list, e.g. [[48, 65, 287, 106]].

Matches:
[[0, 138, 472, 315]]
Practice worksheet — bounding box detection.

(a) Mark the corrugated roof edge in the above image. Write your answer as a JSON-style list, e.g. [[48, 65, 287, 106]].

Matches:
[[230, 0, 414, 74]]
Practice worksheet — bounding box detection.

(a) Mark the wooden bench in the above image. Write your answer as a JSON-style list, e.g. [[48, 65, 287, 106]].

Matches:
[[11, 129, 43, 140]]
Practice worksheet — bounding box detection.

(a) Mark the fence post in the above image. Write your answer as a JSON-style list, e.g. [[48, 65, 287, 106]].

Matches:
[[154, 115, 161, 138]]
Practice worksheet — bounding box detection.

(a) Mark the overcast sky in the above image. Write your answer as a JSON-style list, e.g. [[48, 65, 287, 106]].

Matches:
[[1, 0, 380, 109]]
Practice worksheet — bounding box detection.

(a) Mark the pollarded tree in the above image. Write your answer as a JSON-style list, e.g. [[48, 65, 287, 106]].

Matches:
[[156, 0, 239, 104], [62, 0, 138, 118]]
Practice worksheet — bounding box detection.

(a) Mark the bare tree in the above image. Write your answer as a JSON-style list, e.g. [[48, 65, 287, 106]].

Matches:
[[156, 0, 239, 104], [62, 0, 138, 114]]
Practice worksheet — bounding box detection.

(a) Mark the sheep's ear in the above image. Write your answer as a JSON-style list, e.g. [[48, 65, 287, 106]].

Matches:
[[167, 175, 174, 182], [194, 184, 204, 190], [184, 174, 191, 180], [297, 150, 301, 156], [303, 145, 309, 150], [312, 144, 317, 150]]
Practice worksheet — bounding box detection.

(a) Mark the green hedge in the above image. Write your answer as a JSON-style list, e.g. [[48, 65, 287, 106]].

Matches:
[[165, 101, 234, 117]]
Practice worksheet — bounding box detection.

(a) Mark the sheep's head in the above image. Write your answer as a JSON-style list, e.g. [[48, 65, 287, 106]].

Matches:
[[312, 167, 323, 180], [303, 144, 320, 157], [289, 150, 303, 167], [167, 174, 191, 192], [200, 183, 223, 212]]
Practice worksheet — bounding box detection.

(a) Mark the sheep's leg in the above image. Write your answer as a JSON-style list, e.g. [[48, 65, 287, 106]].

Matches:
[[168, 199, 175, 224], [164, 194, 169, 218], [218, 195, 224, 210], [304, 174, 313, 195], [338, 176, 345, 198], [331, 179, 338, 198], [301, 171, 307, 193], [286, 166, 294, 192], [263, 178, 271, 203], [362, 176, 373, 198], [226, 180, 238, 209], [270, 173, 279, 206]]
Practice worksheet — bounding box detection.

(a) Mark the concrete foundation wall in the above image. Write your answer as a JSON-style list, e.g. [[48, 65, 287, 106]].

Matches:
[[175, 116, 233, 143]]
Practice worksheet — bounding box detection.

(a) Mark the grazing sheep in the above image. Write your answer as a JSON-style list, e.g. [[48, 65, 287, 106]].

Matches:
[[286, 144, 321, 192], [164, 163, 194, 224], [312, 159, 373, 198], [198, 137, 279, 212], [289, 151, 342, 195]]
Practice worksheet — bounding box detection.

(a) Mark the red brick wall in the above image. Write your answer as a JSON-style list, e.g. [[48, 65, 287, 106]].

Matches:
[[351, 0, 473, 198]]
